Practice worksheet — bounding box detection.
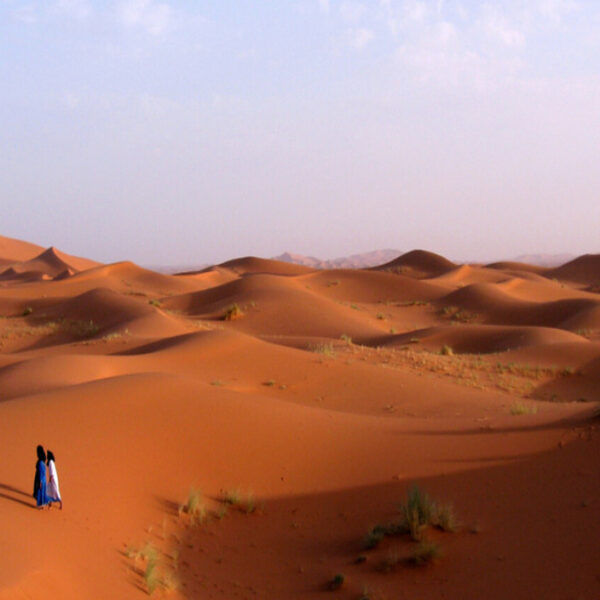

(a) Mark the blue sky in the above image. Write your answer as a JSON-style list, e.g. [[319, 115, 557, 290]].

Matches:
[[1, 1, 599, 265]]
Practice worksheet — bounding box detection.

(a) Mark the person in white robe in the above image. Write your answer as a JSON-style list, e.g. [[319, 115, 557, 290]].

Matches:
[[46, 450, 62, 510]]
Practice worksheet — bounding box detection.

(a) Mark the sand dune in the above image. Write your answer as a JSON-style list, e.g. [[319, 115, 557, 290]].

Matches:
[[219, 256, 314, 276], [439, 282, 600, 330], [298, 268, 447, 302], [546, 253, 600, 285], [485, 260, 548, 274], [0, 234, 44, 264], [383, 324, 586, 354], [0, 237, 598, 600], [162, 273, 385, 339], [374, 249, 456, 278], [0, 246, 99, 281]]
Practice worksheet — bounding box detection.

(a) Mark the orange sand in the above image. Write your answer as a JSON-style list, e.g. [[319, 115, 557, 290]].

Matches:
[[0, 237, 598, 599]]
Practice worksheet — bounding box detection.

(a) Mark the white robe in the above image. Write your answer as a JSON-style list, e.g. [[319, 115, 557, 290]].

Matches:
[[47, 460, 61, 501]]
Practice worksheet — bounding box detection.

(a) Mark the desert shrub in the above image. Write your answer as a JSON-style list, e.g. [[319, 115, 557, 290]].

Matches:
[[144, 559, 160, 594], [309, 342, 335, 357], [327, 574, 345, 591], [222, 489, 256, 514], [364, 525, 387, 549], [65, 319, 99, 337], [22, 306, 33, 316], [223, 489, 242, 505], [380, 550, 400, 573], [376, 313, 385, 320], [432, 503, 457, 532], [223, 303, 243, 321], [400, 486, 437, 541], [149, 299, 162, 307], [510, 403, 538, 416], [340, 333, 352, 344], [440, 345, 454, 356], [180, 488, 207, 525], [406, 541, 441, 566]]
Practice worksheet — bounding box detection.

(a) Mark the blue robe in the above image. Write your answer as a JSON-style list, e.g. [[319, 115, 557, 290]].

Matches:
[[33, 460, 50, 507]]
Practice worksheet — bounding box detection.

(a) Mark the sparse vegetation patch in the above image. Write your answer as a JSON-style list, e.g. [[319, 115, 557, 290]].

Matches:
[[224, 303, 243, 321]]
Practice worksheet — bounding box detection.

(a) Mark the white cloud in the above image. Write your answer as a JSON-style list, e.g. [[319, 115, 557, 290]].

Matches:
[[340, 1, 367, 22], [436, 20, 456, 44], [118, 0, 172, 36], [350, 27, 375, 49], [537, 0, 578, 24], [56, 0, 91, 20], [403, 0, 428, 23], [480, 6, 525, 47]]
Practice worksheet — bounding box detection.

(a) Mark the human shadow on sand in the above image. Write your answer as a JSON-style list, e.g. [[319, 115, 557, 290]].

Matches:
[[0, 483, 35, 509]]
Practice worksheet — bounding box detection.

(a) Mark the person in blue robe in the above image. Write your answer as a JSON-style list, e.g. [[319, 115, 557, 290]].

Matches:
[[33, 445, 50, 509]]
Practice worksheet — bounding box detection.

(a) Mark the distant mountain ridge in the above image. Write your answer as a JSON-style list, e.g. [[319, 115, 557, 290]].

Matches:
[[273, 249, 402, 270], [510, 253, 576, 268]]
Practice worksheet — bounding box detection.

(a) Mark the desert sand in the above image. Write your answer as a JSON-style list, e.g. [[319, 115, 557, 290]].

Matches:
[[0, 234, 598, 599]]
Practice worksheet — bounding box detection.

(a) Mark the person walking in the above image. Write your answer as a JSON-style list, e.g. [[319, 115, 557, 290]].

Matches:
[[33, 445, 50, 509], [46, 450, 62, 510]]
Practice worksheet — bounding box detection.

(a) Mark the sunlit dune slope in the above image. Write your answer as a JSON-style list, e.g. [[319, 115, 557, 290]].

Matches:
[[485, 260, 548, 274], [161, 273, 385, 339], [218, 256, 315, 276], [0, 234, 45, 264], [297, 268, 447, 302]]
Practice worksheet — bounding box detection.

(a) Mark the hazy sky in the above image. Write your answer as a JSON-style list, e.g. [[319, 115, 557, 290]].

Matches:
[[1, 0, 599, 265]]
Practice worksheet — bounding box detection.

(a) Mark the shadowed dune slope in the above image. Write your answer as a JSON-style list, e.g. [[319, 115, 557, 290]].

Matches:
[[374, 249, 457, 278], [485, 260, 548, 274], [383, 324, 587, 354], [440, 283, 600, 329], [546, 253, 600, 285], [219, 256, 315, 276], [40, 287, 190, 338], [0, 268, 51, 283]]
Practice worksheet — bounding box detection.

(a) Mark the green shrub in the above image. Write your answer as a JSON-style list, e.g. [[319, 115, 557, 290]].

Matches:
[[400, 486, 436, 541], [180, 488, 207, 525], [327, 574, 345, 591], [510, 403, 538, 416], [309, 343, 335, 357], [224, 303, 243, 321], [406, 541, 441, 566]]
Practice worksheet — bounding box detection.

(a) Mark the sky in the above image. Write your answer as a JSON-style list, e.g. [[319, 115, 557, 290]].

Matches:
[[1, 0, 599, 266]]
